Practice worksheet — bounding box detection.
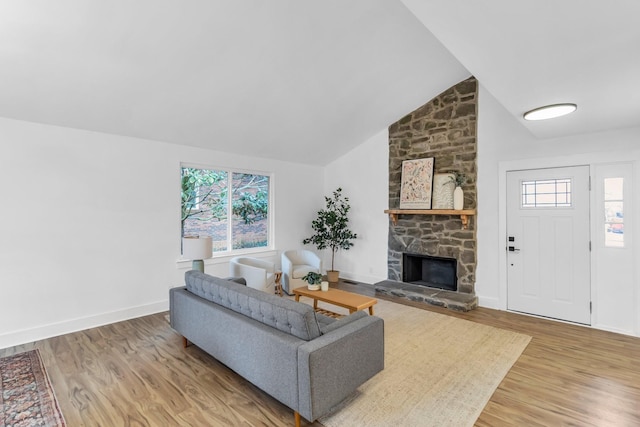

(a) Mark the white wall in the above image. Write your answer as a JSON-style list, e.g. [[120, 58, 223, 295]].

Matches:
[[475, 85, 536, 307], [323, 129, 389, 285], [0, 117, 323, 349]]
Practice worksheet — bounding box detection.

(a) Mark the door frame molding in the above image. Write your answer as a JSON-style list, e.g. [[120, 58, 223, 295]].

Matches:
[[497, 150, 640, 318]]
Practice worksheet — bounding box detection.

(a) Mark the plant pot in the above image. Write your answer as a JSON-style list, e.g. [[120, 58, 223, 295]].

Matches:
[[307, 284, 320, 291], [453, 186, 464, 210], [320, 281, 329, 291], [327, 270, 339, 283]]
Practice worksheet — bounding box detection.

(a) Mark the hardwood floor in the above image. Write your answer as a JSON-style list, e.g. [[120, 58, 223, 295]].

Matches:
[[2, 281, 639, 426]]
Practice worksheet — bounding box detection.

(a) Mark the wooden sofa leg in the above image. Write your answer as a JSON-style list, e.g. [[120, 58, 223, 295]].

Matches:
[[294, 411, 301, 427], [182, 336, 189, 348]]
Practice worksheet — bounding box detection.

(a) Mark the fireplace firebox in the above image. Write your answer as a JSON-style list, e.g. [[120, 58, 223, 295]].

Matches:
[[402, 253, 457, 292]]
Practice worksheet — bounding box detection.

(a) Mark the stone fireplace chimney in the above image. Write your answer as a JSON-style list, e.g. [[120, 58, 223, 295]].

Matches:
[[379, 77, 478, 311]]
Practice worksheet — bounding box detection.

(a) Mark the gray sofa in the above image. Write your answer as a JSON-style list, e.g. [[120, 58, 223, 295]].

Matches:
[[169, 270, 384, 426]]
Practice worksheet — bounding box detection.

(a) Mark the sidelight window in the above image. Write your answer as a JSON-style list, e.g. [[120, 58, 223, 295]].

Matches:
[[604, 177, 624, 248]]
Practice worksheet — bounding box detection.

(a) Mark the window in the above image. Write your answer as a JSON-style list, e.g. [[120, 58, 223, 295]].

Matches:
[[181, 166, 271, 252], [521, 178, 572, 208], [604, 177, 624, 248]]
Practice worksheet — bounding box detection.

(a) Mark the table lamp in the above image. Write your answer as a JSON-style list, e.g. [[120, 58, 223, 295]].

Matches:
[[182, 236, 213, 272]]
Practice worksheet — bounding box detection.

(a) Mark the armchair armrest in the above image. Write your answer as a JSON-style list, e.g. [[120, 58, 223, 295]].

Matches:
[[296, 315, 384, 422], [281, 254, 294, 276]]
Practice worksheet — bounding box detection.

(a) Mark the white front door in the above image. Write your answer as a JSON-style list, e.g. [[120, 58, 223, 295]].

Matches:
[[506, 166, 591, 324]]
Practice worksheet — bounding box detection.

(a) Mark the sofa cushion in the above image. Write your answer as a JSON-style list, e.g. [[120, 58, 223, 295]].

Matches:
[[185, 270, 321, 341]]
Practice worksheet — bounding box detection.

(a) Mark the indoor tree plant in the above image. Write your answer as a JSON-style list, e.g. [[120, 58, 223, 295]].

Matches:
[[303, 188, 357, 282]]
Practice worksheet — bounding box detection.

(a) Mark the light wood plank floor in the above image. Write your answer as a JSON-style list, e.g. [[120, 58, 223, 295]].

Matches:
[[2, 281, 639, 426]]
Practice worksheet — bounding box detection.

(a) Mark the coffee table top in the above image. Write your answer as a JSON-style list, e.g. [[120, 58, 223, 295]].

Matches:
[[293, 287, 377, 313]]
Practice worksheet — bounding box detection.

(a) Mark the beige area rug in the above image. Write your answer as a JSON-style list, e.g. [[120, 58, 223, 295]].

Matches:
[[316, 298, 531, 427]]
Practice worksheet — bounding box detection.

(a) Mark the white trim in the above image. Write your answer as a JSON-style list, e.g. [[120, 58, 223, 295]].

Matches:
[[477, 296, 500, 309], [0, 300, 168, 350]]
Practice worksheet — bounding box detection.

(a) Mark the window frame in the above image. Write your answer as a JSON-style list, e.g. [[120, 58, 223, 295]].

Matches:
[[180, 162, 275, 257], [520, 177, 573, 208]]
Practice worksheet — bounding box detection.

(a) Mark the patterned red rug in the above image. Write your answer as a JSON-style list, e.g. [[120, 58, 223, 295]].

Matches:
[[0, 349, 66, 426]]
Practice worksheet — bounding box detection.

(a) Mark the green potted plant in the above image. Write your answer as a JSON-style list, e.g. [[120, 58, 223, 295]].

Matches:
[[447, 171, 467, 188], [301, 271, 323, 290], [303, 188, 357, 283]]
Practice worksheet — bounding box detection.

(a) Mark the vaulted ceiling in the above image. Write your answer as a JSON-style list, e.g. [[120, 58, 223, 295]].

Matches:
[[402, 0, 640, 140], [1, 1, 638, 165]]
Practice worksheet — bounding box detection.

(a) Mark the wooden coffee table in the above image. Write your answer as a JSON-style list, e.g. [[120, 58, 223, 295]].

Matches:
[[293, 287, 377, 318]]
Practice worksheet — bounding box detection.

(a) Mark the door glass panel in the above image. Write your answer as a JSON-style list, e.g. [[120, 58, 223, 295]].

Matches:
[[521, 178, 572, 208], [604, 177, 624, 248]]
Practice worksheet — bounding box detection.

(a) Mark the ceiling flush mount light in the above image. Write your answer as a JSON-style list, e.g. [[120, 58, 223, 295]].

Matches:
[[523, 103, 577, 121]]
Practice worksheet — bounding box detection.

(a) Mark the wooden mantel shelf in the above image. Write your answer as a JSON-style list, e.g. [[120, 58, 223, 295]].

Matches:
[[384, 209, 476, 229]]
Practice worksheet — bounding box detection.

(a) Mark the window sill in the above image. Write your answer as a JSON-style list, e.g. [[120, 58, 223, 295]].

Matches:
[[176, 248, 278, 269]]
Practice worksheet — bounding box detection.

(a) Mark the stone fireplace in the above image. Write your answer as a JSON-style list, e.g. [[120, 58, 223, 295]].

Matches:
[[375, 77, 478, 311]]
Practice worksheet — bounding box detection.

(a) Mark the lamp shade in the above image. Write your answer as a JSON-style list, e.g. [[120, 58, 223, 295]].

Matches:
[[182, 236, 213, 260]]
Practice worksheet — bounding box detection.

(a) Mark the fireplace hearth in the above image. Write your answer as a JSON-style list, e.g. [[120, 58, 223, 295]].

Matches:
[[402, 253, 457, 292]]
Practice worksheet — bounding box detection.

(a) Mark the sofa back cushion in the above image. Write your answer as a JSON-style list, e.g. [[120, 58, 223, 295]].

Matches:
[[185, 270, 321, 341]]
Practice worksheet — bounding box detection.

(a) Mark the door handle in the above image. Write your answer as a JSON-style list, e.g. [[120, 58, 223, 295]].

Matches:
[[508, 246, 520, 252]]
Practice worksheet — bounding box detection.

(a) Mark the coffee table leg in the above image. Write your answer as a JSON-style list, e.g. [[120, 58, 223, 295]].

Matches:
[[369, 307, 374, 315], [295, 295, 300, 302], [314, 300, 318, 310]]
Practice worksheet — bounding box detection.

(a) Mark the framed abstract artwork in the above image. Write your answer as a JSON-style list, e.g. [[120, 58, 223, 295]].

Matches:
[[399, 157, 435, 209]]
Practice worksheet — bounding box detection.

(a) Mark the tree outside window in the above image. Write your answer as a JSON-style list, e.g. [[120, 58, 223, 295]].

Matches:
[[181, 166, 270, 252]]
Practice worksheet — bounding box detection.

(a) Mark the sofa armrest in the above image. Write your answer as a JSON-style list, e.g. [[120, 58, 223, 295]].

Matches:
[[318, 310, 367, 334], [296, 315, 384, 422]]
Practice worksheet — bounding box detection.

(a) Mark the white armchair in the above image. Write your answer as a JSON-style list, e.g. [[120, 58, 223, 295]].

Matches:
[[229, 257, 276, 294], [281, 250, 323, 295]]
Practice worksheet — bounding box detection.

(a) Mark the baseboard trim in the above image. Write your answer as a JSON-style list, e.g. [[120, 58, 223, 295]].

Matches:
[[477, 295, 501, 309], [338, 272, 385, 285], [0, 300, 169, 350]]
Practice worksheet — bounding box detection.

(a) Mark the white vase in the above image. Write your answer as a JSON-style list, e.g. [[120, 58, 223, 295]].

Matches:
[[320, 281, 329, 291], [453, 186, 464, 210]]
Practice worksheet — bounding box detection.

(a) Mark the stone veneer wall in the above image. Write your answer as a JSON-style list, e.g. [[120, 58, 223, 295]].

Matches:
[[388, 77, 477, 294]]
